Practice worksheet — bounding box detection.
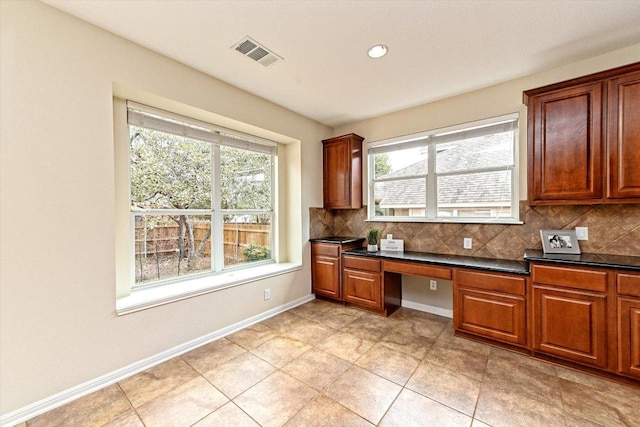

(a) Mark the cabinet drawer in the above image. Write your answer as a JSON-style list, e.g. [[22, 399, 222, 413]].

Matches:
[[343, 255, 381, 272], [456, 269, 525, 296], [618, 273, 640, 298], [532, 265, 608, 292], [383, 260, 452, 279], [311, 243, 339, 258]]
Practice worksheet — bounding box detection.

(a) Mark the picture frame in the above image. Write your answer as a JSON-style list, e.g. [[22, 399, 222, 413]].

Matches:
[[540, 229, 581, 254]]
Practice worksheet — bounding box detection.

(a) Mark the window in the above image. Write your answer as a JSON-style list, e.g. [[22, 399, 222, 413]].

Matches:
[[368, 114, 519, 223], [127, 102, 276, 288]]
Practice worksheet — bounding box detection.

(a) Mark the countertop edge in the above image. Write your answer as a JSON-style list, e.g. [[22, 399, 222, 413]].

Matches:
[[523, 249, 640, 272], [315, 246, 640, 274], [309, 236, 366, 245], [342, 248, 530, 276]]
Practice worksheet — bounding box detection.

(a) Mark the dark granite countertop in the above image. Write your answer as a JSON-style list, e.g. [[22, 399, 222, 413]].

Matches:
[[524, 249, 640, 272], [315, 245, 640, 274], [342, 248, 530, 276], [309, 236, 366, 245]]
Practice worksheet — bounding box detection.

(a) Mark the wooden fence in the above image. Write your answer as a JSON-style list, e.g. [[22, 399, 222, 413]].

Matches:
[[135, 222, 270, 261]]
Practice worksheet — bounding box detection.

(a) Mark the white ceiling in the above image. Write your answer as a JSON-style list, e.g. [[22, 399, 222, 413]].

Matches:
[[43, 0, 640, 128]]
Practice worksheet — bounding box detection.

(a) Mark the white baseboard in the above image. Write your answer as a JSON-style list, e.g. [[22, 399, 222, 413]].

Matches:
[[401, 300, 453, 319], [0, 294, 315, 427]]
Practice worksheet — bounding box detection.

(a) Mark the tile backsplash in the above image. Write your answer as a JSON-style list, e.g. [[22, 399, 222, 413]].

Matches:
[[310, 202, 640, 260]]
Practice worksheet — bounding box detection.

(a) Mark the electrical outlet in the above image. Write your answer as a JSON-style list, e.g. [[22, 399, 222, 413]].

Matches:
[[264, 289, 271, 300], [429, 280, 437, 291], [463, 238, 472, 249], [575, 227, 589, 240]]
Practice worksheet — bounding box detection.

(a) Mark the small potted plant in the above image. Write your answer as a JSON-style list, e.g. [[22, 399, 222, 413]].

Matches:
[[367, 229, 379, 252]]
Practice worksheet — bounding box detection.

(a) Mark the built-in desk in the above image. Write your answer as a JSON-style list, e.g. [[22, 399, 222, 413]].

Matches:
[[340, 248, 528, 319]]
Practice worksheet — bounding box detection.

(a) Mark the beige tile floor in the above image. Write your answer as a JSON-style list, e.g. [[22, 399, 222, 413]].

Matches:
[[24, 299, 640, 427]]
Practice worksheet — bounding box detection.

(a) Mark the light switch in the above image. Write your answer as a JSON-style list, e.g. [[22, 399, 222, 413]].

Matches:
[[575, 227, 588, 240], [463, 238, 472, 249]]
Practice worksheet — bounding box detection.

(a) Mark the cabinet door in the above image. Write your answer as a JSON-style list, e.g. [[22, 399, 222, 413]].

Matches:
[[533, 285, 608, 368], [323, 138, 352, 209], [455, 287, 527, 347], [343, 268, 381, 309], [528, 82, 603, 203], [608, 70, 640, 199], [322, 134, 363, 209], [618, 297, 640, 379], [312, 255, 341, 299]]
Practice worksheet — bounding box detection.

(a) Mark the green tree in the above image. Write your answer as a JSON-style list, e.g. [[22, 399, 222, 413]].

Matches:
[[130, 127, 212, 266], [130, 128, 273, 268], [374, 153, 391, 178], [220, 145, 271, 215]]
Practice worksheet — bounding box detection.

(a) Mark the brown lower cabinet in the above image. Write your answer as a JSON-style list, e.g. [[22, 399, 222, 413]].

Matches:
[[311, 240, 363, 301], [532, 284, 609, 368], [342, 255, 401, 316], [312, 254, 341, 299], [343, 260, 382, 309], [618, 298, 640, 379], [454, 269, 527, 348], [531, 264, 611, 369], [617, 273, 640, 379]]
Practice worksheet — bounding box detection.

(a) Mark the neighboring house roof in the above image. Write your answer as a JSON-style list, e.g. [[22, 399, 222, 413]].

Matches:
[[375, 136, 512, 208]]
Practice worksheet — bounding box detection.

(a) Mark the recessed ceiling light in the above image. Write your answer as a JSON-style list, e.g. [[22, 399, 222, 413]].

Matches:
[[368, 44, 388, 59]]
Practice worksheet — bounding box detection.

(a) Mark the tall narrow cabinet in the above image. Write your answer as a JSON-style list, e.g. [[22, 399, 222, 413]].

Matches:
[[322, 133, 364, 209]]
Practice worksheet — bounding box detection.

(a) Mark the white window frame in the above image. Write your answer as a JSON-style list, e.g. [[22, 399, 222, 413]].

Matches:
[[127, 101, 277, 289], [367, 113, 520, 224]]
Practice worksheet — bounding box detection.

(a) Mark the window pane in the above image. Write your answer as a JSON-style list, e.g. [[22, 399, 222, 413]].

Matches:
[[134, 214, 212, 287], [223, 214, 272, 268], [437, 170, 512, 218], [373, 178, 427, 217], [130, 126, 212, 209], [436, 131, 514, 174], [373, 147, 427, 179], [221, 146, 272, 210]]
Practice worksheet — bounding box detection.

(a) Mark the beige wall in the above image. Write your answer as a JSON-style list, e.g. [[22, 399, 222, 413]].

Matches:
[[0, 0, 331, 415], [334, 43, 640, 203]]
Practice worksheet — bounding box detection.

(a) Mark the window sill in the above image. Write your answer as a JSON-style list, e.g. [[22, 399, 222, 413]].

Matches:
[[116, 263, 302, 315]]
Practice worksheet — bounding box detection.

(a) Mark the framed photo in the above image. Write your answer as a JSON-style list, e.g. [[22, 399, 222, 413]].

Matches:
[[540, 229, 581, 254]]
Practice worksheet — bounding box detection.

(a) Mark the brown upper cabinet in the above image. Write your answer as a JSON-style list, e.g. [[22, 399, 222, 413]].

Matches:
[[524, 62, 640, 205], [608, 71, 640, 199], [322, 133, 364, 209]]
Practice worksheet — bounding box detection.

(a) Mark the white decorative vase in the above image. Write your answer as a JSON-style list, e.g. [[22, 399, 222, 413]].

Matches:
[[367, 244, 378, 252]]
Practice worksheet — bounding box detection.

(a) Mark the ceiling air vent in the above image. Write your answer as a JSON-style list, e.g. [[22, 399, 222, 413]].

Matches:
[[232, 36, 282, 67]]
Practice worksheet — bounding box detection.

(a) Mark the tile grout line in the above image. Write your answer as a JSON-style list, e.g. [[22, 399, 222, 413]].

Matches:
[[115, 382, 147, 427]]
